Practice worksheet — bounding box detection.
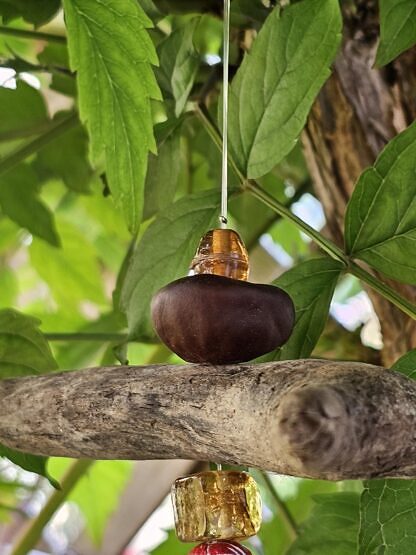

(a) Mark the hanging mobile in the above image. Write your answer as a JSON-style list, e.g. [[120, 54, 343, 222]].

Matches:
[[151, 0, 295, 364], [151, 4, 295, 550]]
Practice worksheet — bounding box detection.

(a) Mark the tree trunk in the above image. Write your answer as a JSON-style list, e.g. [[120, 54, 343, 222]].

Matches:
[[302, 0, 416, 366], [2, 360, 416, 480]]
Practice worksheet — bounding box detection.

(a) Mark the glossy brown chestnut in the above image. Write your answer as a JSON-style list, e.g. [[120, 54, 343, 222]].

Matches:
[[151, 274, 295, 364]]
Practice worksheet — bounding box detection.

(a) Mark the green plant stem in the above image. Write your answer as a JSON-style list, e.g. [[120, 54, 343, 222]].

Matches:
[[195, 102, 416, 321], [195, 103, 347, 264], [246, 179, 347, 263], [262, 472, 298, 541], [44, 332, 163, 345], [0, 26, 66, 44], [245, 179, 311, 251], [349, 262, 416, 320], [0, 113, 79, 177], [0, 121, 62, 142], [11, 459, 93, 555], [44, 332, 128, 342]]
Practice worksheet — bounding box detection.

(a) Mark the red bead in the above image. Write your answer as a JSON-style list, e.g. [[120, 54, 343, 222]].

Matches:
[[189, 540, 252, 555]]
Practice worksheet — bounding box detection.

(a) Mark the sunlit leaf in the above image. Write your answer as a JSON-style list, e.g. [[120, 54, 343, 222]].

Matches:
[[228, 0, 342, 178], [49, 458, 133, 545], [63, 0, 162, 232], [30, 220, 106, 310], [0, 267, 18, 308]]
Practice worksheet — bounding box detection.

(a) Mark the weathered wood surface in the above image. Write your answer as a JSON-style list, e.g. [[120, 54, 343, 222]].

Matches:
[[1, 359, 416, 480]]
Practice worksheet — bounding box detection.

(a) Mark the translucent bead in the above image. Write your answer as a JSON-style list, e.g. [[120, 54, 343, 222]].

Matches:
[[189, 229, 249, 281], [189, 540, 253, 554], [171, 471, 262, 543]]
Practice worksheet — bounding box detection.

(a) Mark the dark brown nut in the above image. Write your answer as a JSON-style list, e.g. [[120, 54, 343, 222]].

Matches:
[[151, 274, 295, 364]]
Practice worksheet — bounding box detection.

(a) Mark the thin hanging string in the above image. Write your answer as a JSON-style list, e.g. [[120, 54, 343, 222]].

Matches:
[[219, 0, 231, 228]]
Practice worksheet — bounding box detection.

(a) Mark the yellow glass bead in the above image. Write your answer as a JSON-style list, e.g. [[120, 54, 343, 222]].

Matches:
[[171, 471, 262, 543], [189, 229, 249, 281]]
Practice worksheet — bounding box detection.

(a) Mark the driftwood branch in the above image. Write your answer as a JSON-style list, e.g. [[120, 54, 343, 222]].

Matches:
[[1, 359, 416, 480]]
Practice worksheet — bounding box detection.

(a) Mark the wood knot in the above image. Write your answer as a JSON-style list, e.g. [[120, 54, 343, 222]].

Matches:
[[277, 385, 355, 472]]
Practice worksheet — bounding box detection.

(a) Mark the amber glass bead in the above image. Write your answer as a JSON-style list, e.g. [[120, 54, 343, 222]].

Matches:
[[189, 229, 249, 281], [189, 540, 252, 554], [171, 471, 262, 543]]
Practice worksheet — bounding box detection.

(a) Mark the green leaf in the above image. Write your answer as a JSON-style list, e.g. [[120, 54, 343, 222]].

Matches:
[[358, 352, 416, 555], [257, 476, 339, 555], [0, 308, 57, 379], [156, 18, 200, 117], [30, 220, 106, 310], [0, 446, 58, 488], [38, 43, 77, 97], [228, 0, 342, 179], [55, 312, 126, 370], [0, 309, 58, 485], [0, 164, 60, 245], [359, 479, 416, 555], [264, 257, 343, 361], [269, 218, 309, 259], [0, 218, 19, 253], [49, 458, 133, 545], [391, 348, 416, 379], [288, 492, 360, 554], [34, 114, 94, 194], [120, 189, 220, 340], [0, 0, 61, 26], [0, 80, 49, 141], [143, 119, 183, 220], [345, 122, 416, 285], [231, 0, 270, 25], [151, 529, 194, 554], [62, 0, 162, 233], [0, 267, 18, 308], [376, 0, 416, 66], [229, 175, 286, 247], [139, 0, 163, 21]]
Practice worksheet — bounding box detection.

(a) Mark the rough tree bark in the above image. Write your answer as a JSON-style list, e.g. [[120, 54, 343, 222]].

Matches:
[[1, 360, 416, 480], [302, 0, 416, 366]]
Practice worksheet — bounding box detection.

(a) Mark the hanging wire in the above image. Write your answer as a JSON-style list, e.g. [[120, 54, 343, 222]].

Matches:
[[219, 0, 231, 228]]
